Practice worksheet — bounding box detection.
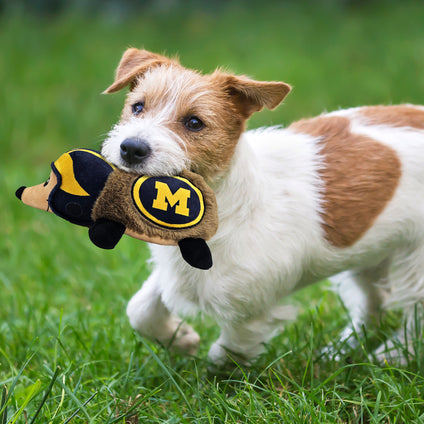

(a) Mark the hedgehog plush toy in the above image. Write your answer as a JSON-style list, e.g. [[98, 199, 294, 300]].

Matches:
[[16, 149, 218, 269]]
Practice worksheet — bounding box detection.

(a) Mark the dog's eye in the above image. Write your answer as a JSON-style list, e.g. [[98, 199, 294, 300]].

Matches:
[[132, 102, 145, 116], [184, 116, 205, 132]]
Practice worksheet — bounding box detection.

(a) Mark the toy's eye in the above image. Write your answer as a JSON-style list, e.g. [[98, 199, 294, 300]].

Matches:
[[184, 116, 205, 132], [132, 102, 145, 116], [43, 177, 50, 187]]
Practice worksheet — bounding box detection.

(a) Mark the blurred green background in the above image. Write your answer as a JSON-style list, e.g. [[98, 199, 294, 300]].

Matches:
[[1, 1, 424, 422]]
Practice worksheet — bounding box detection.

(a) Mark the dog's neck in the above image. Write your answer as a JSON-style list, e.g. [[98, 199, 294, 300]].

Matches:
[[210, 133, 262, 223]]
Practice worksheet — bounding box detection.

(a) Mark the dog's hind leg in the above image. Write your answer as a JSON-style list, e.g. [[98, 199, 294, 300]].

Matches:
[[326, 259, 389, 356], [126, 269, 200, 355], [375, 242, 424, 364]]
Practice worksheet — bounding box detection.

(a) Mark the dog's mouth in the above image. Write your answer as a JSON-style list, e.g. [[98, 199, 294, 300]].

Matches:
[[101, 120, 190, 177], [106, 153, 188, 177], [113, 159, 150, 175]]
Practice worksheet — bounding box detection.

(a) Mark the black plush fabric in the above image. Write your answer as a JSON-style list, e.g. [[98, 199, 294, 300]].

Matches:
[[178, 238, 213, 270], [89, 218, 126, 249], [15, 186, 26, 200], [49, 149, 114, 226]]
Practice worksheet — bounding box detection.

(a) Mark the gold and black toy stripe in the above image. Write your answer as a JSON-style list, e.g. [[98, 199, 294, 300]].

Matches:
[[49, 149, 115, 226]]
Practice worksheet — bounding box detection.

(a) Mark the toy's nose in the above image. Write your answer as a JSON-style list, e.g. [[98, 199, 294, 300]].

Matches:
[[120, 138, 151, 165], [15, 186, 26, 200]]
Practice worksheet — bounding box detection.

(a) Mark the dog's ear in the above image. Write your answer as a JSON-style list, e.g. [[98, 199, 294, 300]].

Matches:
[[213, 72, 291, 118], [103, 48, 174, 94]]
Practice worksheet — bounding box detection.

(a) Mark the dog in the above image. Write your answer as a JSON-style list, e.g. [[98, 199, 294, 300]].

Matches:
[[101, 48, 424, 365]]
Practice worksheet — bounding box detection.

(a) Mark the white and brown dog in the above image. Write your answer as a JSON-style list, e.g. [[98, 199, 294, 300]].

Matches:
[[101, 48, 424, 365]]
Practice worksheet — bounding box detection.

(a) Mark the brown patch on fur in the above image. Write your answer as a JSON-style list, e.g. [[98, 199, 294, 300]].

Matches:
[[173, 108, 244, 181], [359, 105, 424, 129], [103, 48, 177, 94], [290, 116, 401, 247], [178, 73, 248, 179], [92, 169, 218, 243], [211, 72, 291, 118]]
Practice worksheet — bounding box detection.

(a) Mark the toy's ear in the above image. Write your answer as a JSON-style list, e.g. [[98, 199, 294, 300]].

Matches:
[[103, 48, 176, 94], [211, 71, 291, 118], [16, 170, 57, 212], [178, 238, 213, 270]]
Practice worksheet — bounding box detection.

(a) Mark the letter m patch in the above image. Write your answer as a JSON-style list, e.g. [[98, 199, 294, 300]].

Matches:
[[152, 181, 191, 216]]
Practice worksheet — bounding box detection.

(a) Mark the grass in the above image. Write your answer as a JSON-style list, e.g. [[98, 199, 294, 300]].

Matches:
[[2, 1, 424, 422]]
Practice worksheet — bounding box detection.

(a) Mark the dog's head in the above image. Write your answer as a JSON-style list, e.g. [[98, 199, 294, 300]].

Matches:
[[101, 48, 291, 181]]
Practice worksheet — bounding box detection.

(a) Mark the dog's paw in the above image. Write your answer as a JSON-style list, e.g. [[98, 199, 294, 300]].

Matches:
[[320, 344, 345, 362], [374, 339, 409, 366], [320, 326, 360, 362], [208, 342, 228, 367], [167, 322, 200, 356], [207, 342, 251, 370]]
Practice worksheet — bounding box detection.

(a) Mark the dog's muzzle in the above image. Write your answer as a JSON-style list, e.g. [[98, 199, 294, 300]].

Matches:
[[120, 137, 151, 166]]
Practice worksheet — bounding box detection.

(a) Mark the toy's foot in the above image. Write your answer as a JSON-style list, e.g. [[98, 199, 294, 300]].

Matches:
[[178, 238, 212, 270], [89, 218, 125, 249]]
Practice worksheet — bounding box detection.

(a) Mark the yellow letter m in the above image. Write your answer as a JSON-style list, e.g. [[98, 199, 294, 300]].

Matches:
[[152, 181, 191, 217]]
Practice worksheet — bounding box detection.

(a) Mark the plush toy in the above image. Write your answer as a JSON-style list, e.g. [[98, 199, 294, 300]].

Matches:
[[15, 149, 218, 270]]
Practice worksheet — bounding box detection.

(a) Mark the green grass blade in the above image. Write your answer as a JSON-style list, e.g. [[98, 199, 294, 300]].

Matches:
[[139, 339, 194, 415], [1, 386, 8, 424], [0, 353, 35, 418], [8, 380, 42, 424], [29, 366, 60, 424], [62, 391, 97, 424]]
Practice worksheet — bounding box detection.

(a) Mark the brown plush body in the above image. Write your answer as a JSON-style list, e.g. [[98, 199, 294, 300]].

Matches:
[[93, 168, 218, 245]]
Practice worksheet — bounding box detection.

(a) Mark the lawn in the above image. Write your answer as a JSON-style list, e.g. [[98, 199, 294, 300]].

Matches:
[[1, 1, 424, 422]]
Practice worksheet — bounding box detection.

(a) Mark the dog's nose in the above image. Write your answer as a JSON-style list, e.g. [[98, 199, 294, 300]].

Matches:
[[120, 138, 151, 165]]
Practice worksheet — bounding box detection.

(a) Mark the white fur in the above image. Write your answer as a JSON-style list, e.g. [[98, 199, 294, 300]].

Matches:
[[102, 116, 188, 176], [108, 104, 424, 365]]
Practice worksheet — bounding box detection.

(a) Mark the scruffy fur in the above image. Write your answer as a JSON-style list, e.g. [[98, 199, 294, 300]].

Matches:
[[101, 48, 424, 365]]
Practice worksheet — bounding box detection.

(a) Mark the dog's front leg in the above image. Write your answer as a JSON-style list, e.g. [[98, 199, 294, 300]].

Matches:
[[126, 269, 200, 355], [208, 305, 295, 367]]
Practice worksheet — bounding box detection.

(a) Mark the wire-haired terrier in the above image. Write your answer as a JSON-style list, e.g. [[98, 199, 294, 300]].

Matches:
[[102, 48, 424, 365]]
